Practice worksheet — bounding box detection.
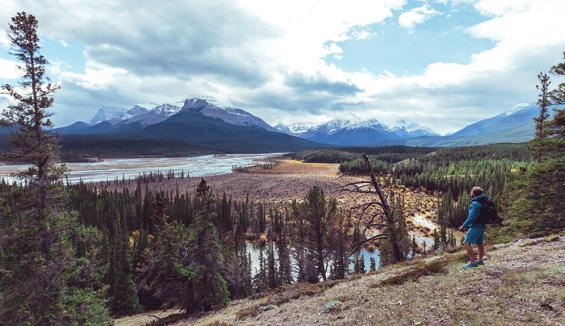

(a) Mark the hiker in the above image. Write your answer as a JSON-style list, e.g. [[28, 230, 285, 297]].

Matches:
[[459, 186, 489, 269]]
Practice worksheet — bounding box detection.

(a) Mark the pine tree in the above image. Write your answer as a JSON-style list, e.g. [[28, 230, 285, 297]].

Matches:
[[188, 185, 230, 311], [421, 241, 427, 255], [1, 12, 64, 206], [266, 234, 278, 289], [357, 254, 366, 274], [225, 246, 251, 299], [277, 230, 293, 285], [329, 214, 348, 280], [293, 186, 337, 282], [433, 229, 439, 251], [0, 12, 110, 324], [369, 257, 377, 272], [108, 210, 141, 315], [550, 52, 565, 104], [291, 211, 307, 283], [532, 72, 551, 161], [136, 182, 229, 313], [253, 245, 267, 292]]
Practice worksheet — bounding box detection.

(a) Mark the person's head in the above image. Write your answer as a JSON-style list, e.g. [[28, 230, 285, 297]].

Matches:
[[471, 186, 484, 198]]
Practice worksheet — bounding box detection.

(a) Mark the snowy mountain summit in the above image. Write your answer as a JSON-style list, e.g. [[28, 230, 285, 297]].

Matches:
[[90, 104, 181, 127], [391, 119, 437, 137], [181, 98, 277, 131], [272, 117, 438, 146], [90, 106, 144, 125]]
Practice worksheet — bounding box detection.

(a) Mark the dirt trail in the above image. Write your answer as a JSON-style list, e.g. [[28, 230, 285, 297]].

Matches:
[[171, 235, 565, 326]]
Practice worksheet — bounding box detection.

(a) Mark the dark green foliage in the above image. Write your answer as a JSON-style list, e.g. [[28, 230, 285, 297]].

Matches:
[[253, 245, 268, 292], [531, 72, 551, 161], [291, 186, 338, 282], [498, 55, 565, 240], [504, 122, 565, 237], [329, 214, 348, 280], [292, 146, 436, 164], [549, 51, 565, 104], [290, 149, 360, 163], [276, 221, 293, 285], [0, 12, 111, 325], [107, 210, 141, 316], [135, 180, 229, 313], [341, 145, 530, 228], [225, 246, 253, 299], [266, 235, 279, 289], [61, 287, 113, 326], [355, 254, 366, 274], [379, 196, 411, 266]]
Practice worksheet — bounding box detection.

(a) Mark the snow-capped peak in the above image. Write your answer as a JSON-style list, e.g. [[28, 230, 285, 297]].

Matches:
[[127, 105, 148, 116], [90, 106, 129, 125], [182, 98, 212, 111], [181, 97, 276, 131], [151, 103, 180, 116], [275, 122, 316, 134], [391, 119, 437, 137], [314, 118, 388, 134]]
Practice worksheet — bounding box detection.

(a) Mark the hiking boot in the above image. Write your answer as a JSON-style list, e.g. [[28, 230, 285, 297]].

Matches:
[[477, 260, 484, 266], [464, 262, 479, 269]]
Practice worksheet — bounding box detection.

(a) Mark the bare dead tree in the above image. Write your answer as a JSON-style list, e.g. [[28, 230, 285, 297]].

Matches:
[[341, 154, 406, 263]]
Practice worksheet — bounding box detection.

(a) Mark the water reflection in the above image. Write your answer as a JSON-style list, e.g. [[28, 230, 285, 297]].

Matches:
[[245, 241, 380, 278]]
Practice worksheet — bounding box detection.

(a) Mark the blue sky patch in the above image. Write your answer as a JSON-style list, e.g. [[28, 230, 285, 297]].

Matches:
[[325, 2, 495, 76]]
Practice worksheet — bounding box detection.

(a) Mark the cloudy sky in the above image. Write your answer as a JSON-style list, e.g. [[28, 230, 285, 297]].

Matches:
[[1, 0, 564, 134]]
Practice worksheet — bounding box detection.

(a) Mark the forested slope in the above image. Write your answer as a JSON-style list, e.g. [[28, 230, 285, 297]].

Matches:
[[119, 235, 565, 326]]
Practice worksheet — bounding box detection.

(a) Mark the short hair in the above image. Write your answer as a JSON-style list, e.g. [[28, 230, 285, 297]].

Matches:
[[471, 186, 484, 197]]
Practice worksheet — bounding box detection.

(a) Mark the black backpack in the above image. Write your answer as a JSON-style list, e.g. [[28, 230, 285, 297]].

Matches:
[[474, 197, 502, 225]]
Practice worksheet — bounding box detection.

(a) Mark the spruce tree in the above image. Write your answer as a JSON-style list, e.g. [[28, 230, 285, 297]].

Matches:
[[532, 72, 551, 161], [369, 257, 377, 272], [277, 231, 293, 285], [292, 186, 337, 282], [357, 254, 366, 274], [0, 12, 110, 324], [1, 12, 64, 205], [266, 234, 278, 289], [433, 229, 439, 251], [549, 51, 565, 104]]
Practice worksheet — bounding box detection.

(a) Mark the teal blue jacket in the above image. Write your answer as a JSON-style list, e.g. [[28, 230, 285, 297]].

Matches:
[[462, 194, 488, 229]]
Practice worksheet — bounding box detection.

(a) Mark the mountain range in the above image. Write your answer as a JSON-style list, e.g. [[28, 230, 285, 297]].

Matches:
[[274, 103, 562, 147], [51, 98, 321, 154], [2, 98, 558, 154], [403, 103, 563, 146], [275, 119, 437, 146]]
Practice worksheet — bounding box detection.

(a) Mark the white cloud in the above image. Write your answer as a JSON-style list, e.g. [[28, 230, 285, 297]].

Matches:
[[0, 58, 20, 79], [0, 31, 9, 49], [398, 4, 440, 29], [0, 0, 564, 133], [350, 29, 373, 40]]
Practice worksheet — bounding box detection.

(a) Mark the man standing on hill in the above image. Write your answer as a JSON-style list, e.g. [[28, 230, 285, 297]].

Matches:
[[460, 186, 489, 269]]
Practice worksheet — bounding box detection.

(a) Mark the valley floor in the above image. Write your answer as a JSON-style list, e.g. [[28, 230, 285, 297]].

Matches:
[[173, 235, 565, 326], [113, 160, 564, 326], [106, 159, 454, 245]]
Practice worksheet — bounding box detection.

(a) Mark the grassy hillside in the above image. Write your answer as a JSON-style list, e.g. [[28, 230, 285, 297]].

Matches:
[[119, 235, 564, 326]]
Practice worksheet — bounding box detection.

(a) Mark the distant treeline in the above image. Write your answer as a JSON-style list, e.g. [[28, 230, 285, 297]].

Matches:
[[291, 143, 530, 164], [290, 145, 438, 163], [0, 134, 214, 162], [333, 143, 531, 228]]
